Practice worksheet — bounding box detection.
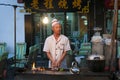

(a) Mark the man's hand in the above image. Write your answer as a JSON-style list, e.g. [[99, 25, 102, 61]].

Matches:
[[56, 60, 61, 67], [52, 60, 62, 68], [52, 60, 57, 67]]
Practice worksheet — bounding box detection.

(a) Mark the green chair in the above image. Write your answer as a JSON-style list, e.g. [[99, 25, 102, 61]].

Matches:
[[0, 43, 6, 56], [1, 52, 8, 61], [16, 42, 27, 68], [0, 52, 8, 79], [27, 46, 34, 69], [79, 42, 92, 56], [27, 44, 39, 69], [29, 46, 34, 54]]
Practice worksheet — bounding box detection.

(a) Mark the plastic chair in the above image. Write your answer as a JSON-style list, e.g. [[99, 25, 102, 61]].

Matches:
[[79, 42, 92, 56], [27, 46, 34, 69], [27, 44, 39, 69], [0, 43, 6, 56], [0, 52, 8, 79], [16, 42, 27, 68]]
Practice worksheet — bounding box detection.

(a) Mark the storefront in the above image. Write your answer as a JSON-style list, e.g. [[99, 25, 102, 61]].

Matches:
[[18, 0, 119, 72], [0, 0, 120, 80], [23, 0, 108, 69]]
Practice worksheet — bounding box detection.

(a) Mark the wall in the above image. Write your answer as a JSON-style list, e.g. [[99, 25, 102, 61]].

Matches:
[[0, 0, 25, 57]]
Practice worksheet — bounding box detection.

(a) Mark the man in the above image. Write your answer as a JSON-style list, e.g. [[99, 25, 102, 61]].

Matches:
[[43, 19, 71, 70]]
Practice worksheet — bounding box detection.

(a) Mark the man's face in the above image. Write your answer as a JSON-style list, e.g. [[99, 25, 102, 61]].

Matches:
[[52, 24, 61, 35]]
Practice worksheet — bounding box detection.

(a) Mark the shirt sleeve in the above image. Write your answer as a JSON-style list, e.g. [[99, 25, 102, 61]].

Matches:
[[64, 39, 71, 51], [43, 38, 50, 52]]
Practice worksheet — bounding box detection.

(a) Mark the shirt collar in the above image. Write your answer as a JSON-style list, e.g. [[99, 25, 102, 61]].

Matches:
[[52, 34, 62, 42]]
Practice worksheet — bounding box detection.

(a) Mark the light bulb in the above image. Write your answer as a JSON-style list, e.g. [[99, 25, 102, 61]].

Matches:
[[43, 17, 49, 24]]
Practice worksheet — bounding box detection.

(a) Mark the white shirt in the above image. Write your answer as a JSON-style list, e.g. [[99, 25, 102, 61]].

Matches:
[[43, 34, 71, 68]]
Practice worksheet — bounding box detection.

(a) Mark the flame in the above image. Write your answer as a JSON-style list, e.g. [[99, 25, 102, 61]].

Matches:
[[32, 62, 36, 70]]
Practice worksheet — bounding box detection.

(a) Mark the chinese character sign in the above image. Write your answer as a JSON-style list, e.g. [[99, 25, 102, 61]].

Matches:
[[58, 0, 68, 9], [25, 0, 90, 12], [30, 0, 39, 9], [72, 0, 82, 9], [44, 0, 54, 9]]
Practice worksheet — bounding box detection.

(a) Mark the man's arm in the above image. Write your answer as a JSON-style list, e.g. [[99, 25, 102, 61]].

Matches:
[[46, 52, 56, 67], [57, 38, 71, 67], [46, 52, 54, 62]]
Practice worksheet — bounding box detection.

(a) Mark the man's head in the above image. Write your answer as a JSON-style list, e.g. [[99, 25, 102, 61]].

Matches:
[[51, 19, 61, 35]]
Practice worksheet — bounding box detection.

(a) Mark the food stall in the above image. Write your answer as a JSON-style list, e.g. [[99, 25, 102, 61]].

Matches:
[[14, 0, 118, 80]]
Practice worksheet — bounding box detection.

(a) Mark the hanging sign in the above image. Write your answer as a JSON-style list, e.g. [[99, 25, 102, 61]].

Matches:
[[24, 0, 90, 13], [105, 0, 120, 9]]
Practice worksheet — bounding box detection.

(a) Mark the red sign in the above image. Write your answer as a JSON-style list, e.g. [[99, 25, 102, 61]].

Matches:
[[105, 0, 120, 9]]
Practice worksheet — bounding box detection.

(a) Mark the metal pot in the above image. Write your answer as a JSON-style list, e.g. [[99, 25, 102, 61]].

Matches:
[[87, 54, 105, 72], [87, 54, 105, 60]]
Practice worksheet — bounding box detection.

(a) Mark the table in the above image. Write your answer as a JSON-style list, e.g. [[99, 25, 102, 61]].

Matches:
[[14, 68, 111, 80]]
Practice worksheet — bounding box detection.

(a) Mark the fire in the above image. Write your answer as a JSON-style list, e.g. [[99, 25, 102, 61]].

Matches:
[[31, 62, 46, 71], [32, 62, 36, 70]]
